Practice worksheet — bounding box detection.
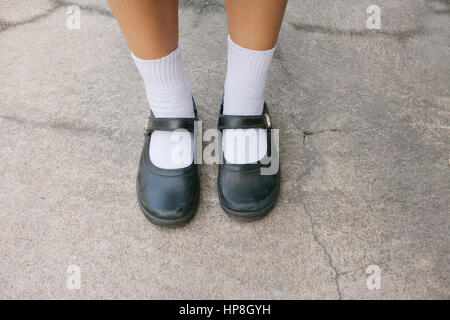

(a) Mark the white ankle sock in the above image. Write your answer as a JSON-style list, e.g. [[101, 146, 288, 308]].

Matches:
[[132, 46, 194, 169], [223, 35, 276, 164]]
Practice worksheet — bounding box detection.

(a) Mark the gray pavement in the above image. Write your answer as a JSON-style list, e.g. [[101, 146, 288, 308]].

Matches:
[[0, 0, 449, 299]]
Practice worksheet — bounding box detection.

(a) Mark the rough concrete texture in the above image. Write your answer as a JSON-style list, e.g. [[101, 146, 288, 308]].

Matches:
[[0, 0, 449, 299]]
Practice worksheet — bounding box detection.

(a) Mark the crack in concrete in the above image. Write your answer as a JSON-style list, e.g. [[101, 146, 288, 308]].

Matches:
[[302, 128, 343, 146], [0, 0, 112, 32], [299, 127, 344, 299], [289, 22, 425, 43], [0, 0, 225, 33], [301, 199, 343, 300], [51, 0, 113, 17], [0, 6, 60, 31], [0, 114, 126, 142], [428, 0, 450, 14], [180, 0, 224, 29], [433, 8, 450, 13], [180, 0, 224, 12], [273, 46, 295, 82]]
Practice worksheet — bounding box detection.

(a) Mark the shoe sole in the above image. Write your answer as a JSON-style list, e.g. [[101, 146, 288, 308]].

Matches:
[[138, 198, 198, 227]]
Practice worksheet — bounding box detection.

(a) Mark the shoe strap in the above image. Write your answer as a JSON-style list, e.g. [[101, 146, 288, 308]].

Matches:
[[218, 103, 272, 130], [145, 103, 198, 134]]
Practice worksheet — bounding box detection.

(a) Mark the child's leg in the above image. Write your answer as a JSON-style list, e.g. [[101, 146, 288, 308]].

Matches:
[[108, 0, 194, 169], [223, 0, 287, 164], [107, 0, 178, 59]]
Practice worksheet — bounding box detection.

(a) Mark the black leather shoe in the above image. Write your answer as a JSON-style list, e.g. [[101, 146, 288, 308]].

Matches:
[[136, 105, 200, 227], [217, 102, 280, 219]]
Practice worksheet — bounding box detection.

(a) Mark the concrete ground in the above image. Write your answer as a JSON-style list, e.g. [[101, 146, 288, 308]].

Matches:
[[0, 0, 449, 299]]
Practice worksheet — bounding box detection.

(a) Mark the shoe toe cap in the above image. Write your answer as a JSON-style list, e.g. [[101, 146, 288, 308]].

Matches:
[[219, 168, 280, 214], [137, 172, 199, 223]]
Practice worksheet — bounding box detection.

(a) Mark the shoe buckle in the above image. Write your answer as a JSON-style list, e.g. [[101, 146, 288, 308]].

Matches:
[[144, 117, 152, 134], [264, 113, 272, 129]]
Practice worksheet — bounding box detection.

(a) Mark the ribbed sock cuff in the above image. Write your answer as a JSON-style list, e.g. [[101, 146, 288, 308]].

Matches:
[[224, 35, 276, 116], [131, 46, 189, 93], [131, 46, 194, 118], [226, 35, 276, 84]]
